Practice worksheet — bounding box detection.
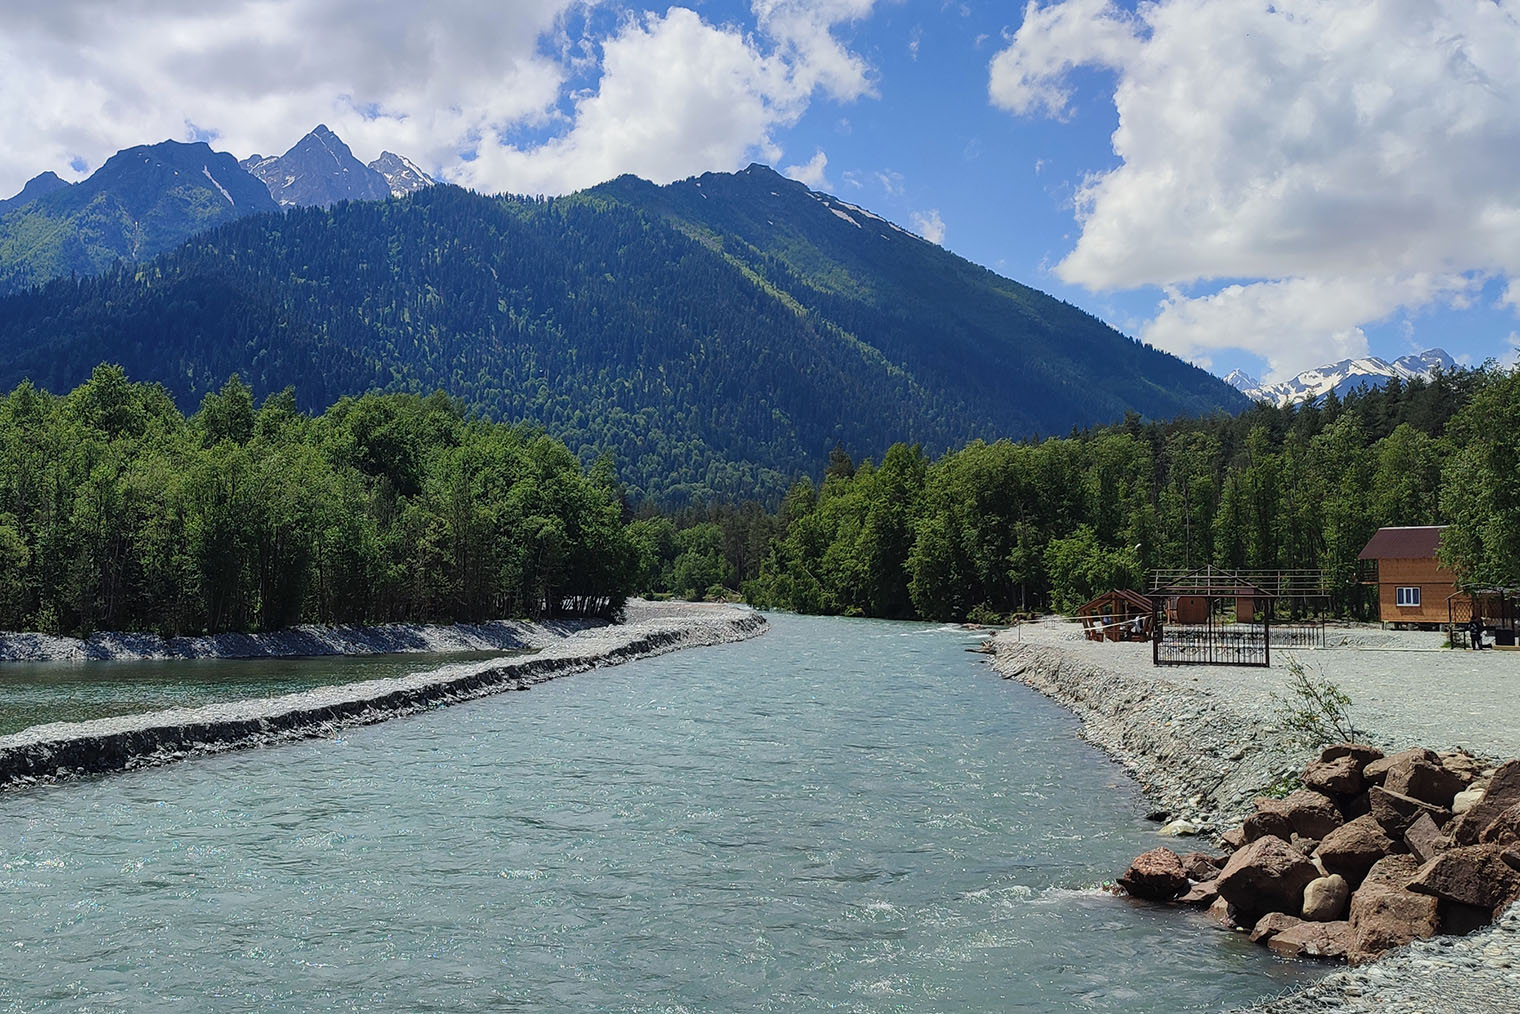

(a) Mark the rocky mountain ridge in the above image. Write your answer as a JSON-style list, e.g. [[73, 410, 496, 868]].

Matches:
[[0, 126, 435, 294], [0, 140, 278, 295]]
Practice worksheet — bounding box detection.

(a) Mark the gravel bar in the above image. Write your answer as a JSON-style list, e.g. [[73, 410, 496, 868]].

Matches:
[[0, 605, 766, 792], [988, 618, 1520, 1014]]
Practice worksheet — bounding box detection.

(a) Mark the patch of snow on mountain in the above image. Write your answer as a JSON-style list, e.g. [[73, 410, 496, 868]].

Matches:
[[1223, 368, 1261, 394], [837, 200, 884, 223], [829, 207, 861, 228], [201, 166, 234, 205]]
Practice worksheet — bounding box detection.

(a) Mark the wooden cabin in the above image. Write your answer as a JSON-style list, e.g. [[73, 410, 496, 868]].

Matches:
[[1358, 526, 1458, 626], [1076, 589, 1153, 641]]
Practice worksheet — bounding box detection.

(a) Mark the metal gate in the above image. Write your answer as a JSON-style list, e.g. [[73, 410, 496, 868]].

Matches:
[[1154, 620, 1271, 667]]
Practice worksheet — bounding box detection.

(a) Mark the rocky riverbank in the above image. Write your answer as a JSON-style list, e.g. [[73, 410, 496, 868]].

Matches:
[[0, 617, 603, 662], [991, 640, 1306, 832], [0, 606, 767, 792], [988, 625, 1520, 1013]]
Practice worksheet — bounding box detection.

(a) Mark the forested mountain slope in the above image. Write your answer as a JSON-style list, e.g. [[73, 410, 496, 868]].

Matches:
[[0, 141, 277, 295], [0, 169, 1246, 502], [590, 166, 1239, 434]]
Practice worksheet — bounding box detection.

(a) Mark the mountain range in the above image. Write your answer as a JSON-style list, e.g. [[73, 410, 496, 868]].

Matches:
[[1225, 349, 1456, 407], [0, 162, 1247, 502], [240, 124, 434, 207], [0, 125, 434, 296]]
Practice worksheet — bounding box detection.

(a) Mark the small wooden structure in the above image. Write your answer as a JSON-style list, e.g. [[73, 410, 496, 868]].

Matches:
[[1077, 589, 1154, 642], [1358, 526, 1457, 627], [1448, 589, 1520, 648]]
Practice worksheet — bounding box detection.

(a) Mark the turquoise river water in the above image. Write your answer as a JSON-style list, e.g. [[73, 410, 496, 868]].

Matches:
[[0, 614, 1323, 1011]]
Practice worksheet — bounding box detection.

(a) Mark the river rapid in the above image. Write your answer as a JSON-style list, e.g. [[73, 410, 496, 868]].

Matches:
[[0, 613, 1323, 1011]]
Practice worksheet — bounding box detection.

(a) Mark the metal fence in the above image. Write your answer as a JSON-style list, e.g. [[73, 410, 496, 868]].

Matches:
[[1153, 621, 1324, 667]]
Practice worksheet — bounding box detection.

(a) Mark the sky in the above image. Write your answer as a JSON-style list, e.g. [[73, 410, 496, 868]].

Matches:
[[3, 0, 1519, 383]]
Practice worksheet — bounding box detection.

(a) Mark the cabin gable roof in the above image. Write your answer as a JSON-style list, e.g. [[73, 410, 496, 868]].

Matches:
[[1358, 526, 1446, 561]]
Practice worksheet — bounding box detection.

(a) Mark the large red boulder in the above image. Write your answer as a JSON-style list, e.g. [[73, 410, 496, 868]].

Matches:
[[1453, 760, 1520, 845], [1241, 808, 1294, 843], [1383, 755, 1467, 809], [1408, 843, 1520, 913], [1480, 802, 1520, 848], [1249, 911, 1302, 943], [1404, 812, 1451, 865], [1315, 814, 1400, 887], [1180, 852, 1223, 881], [1216, 836, 1320, 923], [1364, 748, 1439, 786], [1118, 847, 1189, 901], [1347, 855, 1438, 964], [1250, 790, 1345, 841], [1369, 785, 1452, 838], [1302, 755, 1364, 797], [1178, 880, 1219, 907], [1267, 919, 1354, 961]]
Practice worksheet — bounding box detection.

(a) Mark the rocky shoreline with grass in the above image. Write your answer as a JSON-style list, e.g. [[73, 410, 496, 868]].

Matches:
[[0, 605, 766, 792], [987, 622, 1520, 1013]]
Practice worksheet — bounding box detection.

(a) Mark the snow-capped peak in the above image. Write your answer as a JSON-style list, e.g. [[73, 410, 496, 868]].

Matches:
[[1222, 368, 1261, 393], [368, 151, 436, 198], [1228, 349, 1456, 407]]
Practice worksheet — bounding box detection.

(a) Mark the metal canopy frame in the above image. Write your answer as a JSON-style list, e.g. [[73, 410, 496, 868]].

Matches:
[[1148, 566, 1279, 667]]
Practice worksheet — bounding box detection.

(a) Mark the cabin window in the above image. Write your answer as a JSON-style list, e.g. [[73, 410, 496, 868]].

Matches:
[[1396, 586, 1421, 607]]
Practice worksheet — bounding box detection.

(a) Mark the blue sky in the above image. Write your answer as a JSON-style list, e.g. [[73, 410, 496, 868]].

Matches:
[[4, 0, 1518, 382]]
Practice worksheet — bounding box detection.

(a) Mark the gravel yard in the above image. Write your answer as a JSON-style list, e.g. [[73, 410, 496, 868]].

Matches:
[[1011, 618, 1520, 760]]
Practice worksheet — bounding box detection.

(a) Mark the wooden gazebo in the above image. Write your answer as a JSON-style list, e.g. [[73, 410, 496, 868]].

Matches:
[[1077, 589, 1154, 642]]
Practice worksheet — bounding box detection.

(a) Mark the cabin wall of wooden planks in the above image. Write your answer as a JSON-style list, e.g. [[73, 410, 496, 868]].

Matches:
[[1373, 556, 1459, 625]]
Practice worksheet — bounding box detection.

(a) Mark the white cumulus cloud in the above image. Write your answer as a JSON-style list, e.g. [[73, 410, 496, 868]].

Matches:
[[911, 209, 946, 245], [990, 0, 1520, 379], [784, 150, 832, 189], [0, 1, 881, 199]]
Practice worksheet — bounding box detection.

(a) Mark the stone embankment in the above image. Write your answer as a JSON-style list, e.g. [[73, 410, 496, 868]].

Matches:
[[0, 607, 766, 792], [1119, 744, 1520, 965], [989, 629, 1520, 1013], [0, 617, 601, 662]]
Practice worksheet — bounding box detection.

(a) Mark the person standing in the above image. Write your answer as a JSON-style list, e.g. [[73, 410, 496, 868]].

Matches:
[[1470, 613, 1485, 651]]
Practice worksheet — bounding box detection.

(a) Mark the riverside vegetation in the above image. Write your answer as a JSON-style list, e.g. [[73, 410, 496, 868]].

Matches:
[[736, 364, 1520, 622], [0, 366, 634, 638], [9, 361, 1518, 641]]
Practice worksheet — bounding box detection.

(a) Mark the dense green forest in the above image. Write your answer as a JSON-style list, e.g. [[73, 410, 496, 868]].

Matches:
[[6, 362, 1514, 638], [0, 367, 633, 637], [0, 168, 1243, 505], [701, 366, 1517, 622]]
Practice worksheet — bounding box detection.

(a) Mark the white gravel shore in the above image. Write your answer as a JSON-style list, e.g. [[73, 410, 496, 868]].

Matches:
[[988, 617, 1520, 1014]]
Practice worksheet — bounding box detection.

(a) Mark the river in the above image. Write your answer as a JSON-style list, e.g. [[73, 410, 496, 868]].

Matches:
[[0, 613, 1323, 1011]]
